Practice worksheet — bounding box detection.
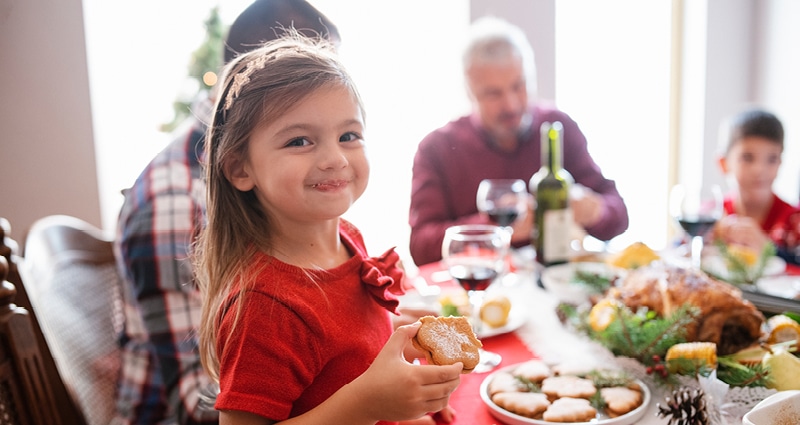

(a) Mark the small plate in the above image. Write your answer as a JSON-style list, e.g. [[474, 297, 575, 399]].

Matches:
[[742, 390, 800, 425], [476, 308, 526, 339], [756, 275, 800, 299], [540, 262, 625, 304], [479, 363, 651, 425]]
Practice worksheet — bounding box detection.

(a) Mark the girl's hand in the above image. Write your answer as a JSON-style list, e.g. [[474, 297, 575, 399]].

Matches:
[[352, 323, 463, 423]]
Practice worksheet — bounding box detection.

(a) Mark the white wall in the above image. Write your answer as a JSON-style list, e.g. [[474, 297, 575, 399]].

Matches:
[[757, 0, 800, 206], [0, 0, 101, 244]]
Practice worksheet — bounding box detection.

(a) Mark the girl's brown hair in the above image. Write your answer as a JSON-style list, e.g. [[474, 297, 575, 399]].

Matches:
[[194, 33, 364, 383]]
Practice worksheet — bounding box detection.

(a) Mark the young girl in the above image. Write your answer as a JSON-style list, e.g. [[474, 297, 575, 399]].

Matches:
[[195, 35, 462, 425], [714, 107, 800, 263]]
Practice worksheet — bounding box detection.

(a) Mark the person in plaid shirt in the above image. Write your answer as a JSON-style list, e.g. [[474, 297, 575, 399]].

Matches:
[[112, 2, 339, 423]]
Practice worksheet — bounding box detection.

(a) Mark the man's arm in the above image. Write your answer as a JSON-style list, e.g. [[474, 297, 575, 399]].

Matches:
[[408, 144, 487, 266], [117, 177, 218, 424]]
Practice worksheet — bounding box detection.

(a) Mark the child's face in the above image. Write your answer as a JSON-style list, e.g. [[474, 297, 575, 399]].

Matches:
[[230, 85, 368, 225], [721, 136, 782, 200]]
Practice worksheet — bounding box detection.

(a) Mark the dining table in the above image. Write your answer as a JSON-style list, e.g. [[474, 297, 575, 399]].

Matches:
[[402, 251, 800, 425]]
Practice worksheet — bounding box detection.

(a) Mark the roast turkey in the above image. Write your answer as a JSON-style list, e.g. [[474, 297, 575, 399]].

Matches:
[[604, 263, 764, 355]]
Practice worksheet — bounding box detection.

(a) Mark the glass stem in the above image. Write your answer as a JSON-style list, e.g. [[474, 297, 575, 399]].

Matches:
[[691, 235, 703, 269], [468, 290, 484, 334]]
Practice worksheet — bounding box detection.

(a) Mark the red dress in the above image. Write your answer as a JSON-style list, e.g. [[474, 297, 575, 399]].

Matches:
[[215, 220, 404, 423]]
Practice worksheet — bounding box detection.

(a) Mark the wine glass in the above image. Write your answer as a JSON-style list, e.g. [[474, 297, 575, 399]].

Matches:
[[476, 179, 529, 232], [441, 224, 511, 372], [669, 183, 724, 269]]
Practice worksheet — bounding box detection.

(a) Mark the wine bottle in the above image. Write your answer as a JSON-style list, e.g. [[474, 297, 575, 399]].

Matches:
[[529, 121, 574, 266]]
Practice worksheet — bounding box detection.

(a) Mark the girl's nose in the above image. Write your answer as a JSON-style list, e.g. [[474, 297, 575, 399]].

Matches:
[[318, 142, 348, 170]]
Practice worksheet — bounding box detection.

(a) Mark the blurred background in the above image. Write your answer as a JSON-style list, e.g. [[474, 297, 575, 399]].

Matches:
[[2, 0, 799, 273]]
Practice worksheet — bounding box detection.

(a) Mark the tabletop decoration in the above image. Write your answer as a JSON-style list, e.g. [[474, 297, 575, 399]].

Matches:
[[551, 261, 800, 425], [656, 387, 710, 425]]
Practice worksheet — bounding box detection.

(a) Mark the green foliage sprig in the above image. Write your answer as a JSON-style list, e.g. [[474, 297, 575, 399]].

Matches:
[[710, 240, 777, 284], [572, 270, 615, 295], [561, 302, 700, 366]]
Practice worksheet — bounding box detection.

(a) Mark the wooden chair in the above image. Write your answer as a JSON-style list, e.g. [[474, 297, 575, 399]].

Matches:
[[21, 215, 123, 425], [0, 217, 84, 424]]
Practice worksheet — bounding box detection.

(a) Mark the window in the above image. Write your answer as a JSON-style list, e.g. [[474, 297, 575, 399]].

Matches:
[[555, 0, 673, 250]]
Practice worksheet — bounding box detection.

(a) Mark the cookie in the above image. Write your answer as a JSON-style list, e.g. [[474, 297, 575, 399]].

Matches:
[[488, 371, 524, 396], [600, 386, 643, 417], [512, 359, 552, 383], [540, 375, 597, 400], [542, 397, 598, 423], [492, 392, 550, 418], [551, 361, 595, 377], [412, 315, 482, 373]]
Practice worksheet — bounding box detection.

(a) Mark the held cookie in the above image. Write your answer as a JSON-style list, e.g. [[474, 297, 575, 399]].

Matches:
[[412, 315, 482, 373]]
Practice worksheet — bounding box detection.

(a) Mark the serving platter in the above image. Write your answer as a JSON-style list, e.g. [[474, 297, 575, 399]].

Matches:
[[479, 363, 651, 425]]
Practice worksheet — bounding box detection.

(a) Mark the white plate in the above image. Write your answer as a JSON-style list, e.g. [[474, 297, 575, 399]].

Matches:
[[479, 363, 651, 425], [702, 255, 786, 283], [742, 390, 800, 425], [756, 275, 800, 299], [476, 308, 526, 339], [539, 262, 625, 304]]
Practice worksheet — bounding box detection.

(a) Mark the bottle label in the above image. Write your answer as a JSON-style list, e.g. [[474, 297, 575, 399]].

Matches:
[[542, 208, 572, 263]]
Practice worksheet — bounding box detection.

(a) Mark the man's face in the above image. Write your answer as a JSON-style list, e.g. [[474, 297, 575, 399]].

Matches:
[[466, 56, 529, 142]]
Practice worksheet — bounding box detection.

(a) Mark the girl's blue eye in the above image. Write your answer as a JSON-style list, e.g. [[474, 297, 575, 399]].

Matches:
[[285, 137, 311, 147], [340, 132, 361, 143]]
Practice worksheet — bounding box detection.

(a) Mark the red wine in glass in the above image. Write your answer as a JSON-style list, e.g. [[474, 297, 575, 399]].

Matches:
[[677, 215, 717, 238], [476, 179, 528, 231], [448, 264, 498, 291], [487, 208, 520, 227]]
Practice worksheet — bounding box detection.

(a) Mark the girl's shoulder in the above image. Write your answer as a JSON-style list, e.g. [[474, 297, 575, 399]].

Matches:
[[339, 219, 366, 252]]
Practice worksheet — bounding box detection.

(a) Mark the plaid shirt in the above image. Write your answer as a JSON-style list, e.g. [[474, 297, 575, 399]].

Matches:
[[113, 101, 218, 424]]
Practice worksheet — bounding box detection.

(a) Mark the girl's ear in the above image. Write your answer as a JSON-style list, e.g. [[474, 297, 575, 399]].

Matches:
[[223, 156, 256, 192], [717, 155, 728, 174]]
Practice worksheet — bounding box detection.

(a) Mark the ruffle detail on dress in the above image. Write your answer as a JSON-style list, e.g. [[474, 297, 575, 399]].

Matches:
[[360, 247, 405, 314]]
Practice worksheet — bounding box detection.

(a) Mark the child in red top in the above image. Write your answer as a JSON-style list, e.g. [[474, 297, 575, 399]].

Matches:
[[714, 107, 800, 263], [195, 34, 462, 424]]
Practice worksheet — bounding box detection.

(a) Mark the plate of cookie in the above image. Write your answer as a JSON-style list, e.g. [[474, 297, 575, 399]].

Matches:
[[479, 359, 651, 425]]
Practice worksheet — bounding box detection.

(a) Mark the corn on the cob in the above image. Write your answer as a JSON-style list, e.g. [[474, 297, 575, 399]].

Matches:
[[605, 242, 660, 269], [666, 342, 718, 373], [766, 314, 800, 344], [724, 244, 759, 268], [588, 299, 621, 332]]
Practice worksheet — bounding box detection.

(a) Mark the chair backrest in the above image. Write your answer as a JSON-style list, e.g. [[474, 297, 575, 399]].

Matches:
[[0, 218, 84, 425], [21, 215, 124, 425]]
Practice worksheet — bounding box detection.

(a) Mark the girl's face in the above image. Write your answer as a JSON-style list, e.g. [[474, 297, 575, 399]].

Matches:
[[720, 136, 782, 201], [227, 84, 368, 226]]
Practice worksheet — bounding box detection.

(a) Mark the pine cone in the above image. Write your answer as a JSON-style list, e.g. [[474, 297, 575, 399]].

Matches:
[[656, 387, 709, 425]]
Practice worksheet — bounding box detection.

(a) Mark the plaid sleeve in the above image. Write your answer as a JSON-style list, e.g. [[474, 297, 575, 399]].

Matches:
[[113, 129, 218, 425]]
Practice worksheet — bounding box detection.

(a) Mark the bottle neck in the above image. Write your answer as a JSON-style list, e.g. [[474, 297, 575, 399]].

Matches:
[[540, 121, 564, 173]]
